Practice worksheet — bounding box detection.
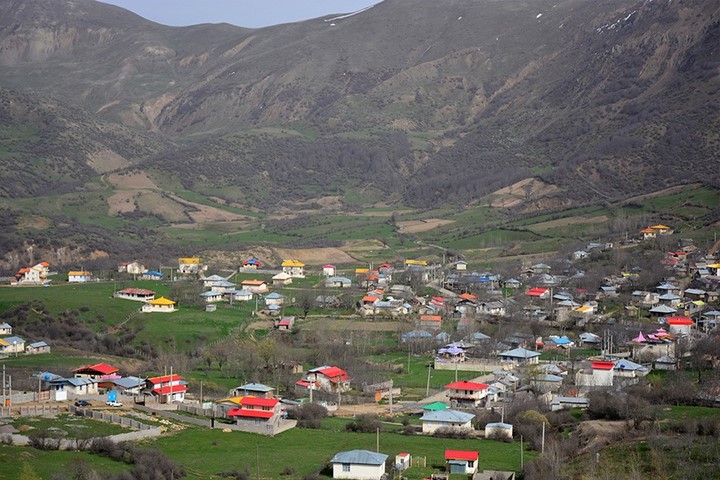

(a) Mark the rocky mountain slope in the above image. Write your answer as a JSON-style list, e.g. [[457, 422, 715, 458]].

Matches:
[[0, 0, 717, 210]]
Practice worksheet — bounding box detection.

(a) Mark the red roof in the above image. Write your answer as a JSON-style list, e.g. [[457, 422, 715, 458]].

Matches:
[[591, 361, 615, 371], [227, 408, 273, 419], [526, 287, 549, 297], [147, 374, 183, 385], [152, 384, 188, 395], [362, 296, 379, 303], [323, 264, 336, 269], [318, 366, 349, 379], [420, 315, 442, 322], [241, 397, 278, 408], [445, 450, 479, 461], [445, 381, 488, 391], [458, 293, 478, 301], [667, 316, 694, 326], [74, 363, 119, 375]]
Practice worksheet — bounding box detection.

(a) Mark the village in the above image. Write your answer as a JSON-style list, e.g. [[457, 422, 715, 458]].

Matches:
[[2, 222, 720, 480]]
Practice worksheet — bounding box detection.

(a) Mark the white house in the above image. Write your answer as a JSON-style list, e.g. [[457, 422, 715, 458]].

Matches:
[[146, 374, 187, 403], [323, 264, 337, 276], [26, 341, 50, 354], [420, 409, 475, 434], [331, 450, 388, 480], [0, 323, 11, 335], [200, 291, 224, 303], [114, 288, 155, 302], [141, 297, 177, 313], [485, 422, 513, 439], [264, 292, 286, 306], [240, 280, 268, 294], [281, 260, 305, 278], [272, 272, 293, 286], [48, 377, 99, 400], [498, 348, 541, 365], [0, 336, 25, 354], [575, 361, 614, 387], [445, 381, 489, 407], [445, 450, 479, 475], [68, 271, 93, 283]]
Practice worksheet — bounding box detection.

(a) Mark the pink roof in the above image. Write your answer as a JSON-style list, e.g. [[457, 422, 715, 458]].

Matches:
[[227, 408, 273, 419], [323, 264, 336, 268], [118, 288, 155, 295], [445, 450, 479, 461], [632, 331, 647, 343], [445, 381, 488, 391], [591, 361, 615, 371]]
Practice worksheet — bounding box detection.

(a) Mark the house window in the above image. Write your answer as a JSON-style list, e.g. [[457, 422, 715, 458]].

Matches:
[[342, 464, 351, 472], [468, 461, 474, 468]]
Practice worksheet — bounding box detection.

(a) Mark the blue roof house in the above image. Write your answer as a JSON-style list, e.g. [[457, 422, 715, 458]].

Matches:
[[331, 450, 388, 480]]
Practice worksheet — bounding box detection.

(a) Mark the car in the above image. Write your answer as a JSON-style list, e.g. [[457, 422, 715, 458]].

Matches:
[[105, 401, 123, 407], [74, 400, 91, 407]]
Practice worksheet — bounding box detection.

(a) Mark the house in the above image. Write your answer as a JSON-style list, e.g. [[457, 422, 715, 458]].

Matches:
[[395, 453, 411, 472], [325, 276, 352, 288], [106, 376, 146, 395], [401, 330, 433, 343], [226, 289, 253, 302], [323, 264, 337, 276], [178, 257, 203, 274], [445, 381, 489, 407], [422, 401, 448, 412], [265, 292, 286, 306], [330, 450, 388, 480], [74, 363, 120, 381], [526, 287, 550, 299], [575, 361, 614, 387], [498, 348, 541, 365], [0, 336, 25, 354], [274, 316, 296, 331], [25, 342, 50, 355], [532, 263, 552, 274], [550, 396, 590, 411], [315, 295, 339, 307], [485, 422, 513, 439], [227, 397, 282, 426], [48, 377, 98, 399], [232, 383, 275, 398], [118, 261, 146, 275], [579, 332, 602, 347], [146, 374, 187, 403], [281, 260, 305, 278], [141, 270, 163, 280], [114, 288, 155, 302], [420, 315, 442, 330], [14, 262, 50, 285], [272, 272, 293, 286], [243, 258, 263, 269], [300, 366, 351, 393], [666, 316, 693, 335], [654, 355, 677, 371], [240, 279, 268, 294], [420, 409, 475, 434], [202, 274, 227, 287], [141, 297, 178, 313], [445, 450, 479, 475], [455, 260, 467, 271], [530, 374, 563, 393], [200, 291, 224, 303], [0, 323, 11, 335], [68, 271, 93, 283], [504, 278, 521, 289]]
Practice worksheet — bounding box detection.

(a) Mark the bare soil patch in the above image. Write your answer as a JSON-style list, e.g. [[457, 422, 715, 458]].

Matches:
[[274, 247, 357, 265], [575, 420, 629, 454], [107, 191, 137, 215], [166, 193, 249, 224], [16, 215, 52, 230], [397, 218, 455, 233], [486, 177, 559, 208], [86, 149, 130, 173], [136, 192, 189, 222], [107, 171, 158, 190]]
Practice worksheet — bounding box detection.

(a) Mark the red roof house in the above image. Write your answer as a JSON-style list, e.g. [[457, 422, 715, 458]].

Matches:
[[445, 450, 479, 475], [526, 287, 550, 298], [445, 381, 489, 407]]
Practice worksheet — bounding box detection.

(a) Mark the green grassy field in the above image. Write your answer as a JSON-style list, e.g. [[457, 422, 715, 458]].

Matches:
[[0, 445, 131, 479], [11, 413, 131, 438]]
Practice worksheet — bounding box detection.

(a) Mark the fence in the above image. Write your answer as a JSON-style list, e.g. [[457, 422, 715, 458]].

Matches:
[[69, 405, 156, 431]]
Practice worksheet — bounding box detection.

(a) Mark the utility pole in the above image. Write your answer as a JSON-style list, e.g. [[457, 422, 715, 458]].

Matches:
[[520, 435, 524, 470], [541, 421, 545, 454], [376, 427, 380, 452], [425, 364, 432, 397]]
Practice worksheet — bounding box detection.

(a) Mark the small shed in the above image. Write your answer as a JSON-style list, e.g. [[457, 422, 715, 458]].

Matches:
[[445, 450, 479, 475]]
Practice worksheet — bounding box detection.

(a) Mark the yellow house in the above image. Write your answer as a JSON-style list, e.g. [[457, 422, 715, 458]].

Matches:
[[281, 260, 305, 278], [405, 259, 428, 266], [650, 224, 672, 234], [178, 257, 203, 274], [142, 297, 178, 313]]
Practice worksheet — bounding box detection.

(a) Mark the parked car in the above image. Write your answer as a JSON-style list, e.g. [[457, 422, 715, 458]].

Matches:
[[105, 401, 123, 407], [74, 400, 91, 407]]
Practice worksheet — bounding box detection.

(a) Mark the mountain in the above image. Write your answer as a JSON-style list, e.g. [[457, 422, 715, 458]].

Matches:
[[0, 0, 718, 211]]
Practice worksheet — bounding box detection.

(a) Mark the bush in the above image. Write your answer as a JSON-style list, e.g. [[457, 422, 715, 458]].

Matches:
[[432, 427, 471, 439], [290, 403, 328, 429], [345, 414, 382, 433]]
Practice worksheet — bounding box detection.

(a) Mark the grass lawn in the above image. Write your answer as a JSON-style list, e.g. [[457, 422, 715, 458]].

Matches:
[[0, 445, 130, 478], [154, 425, 532, 479], [11, 413, 132, 438]]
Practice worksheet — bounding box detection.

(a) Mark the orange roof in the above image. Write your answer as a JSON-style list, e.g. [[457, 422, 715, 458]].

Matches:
[[420, 315, 442, 322], [362, 295, 379, 303], [458, 293, 478, 301], [40, 261, 49, 267], [241, 280, 266, 286]]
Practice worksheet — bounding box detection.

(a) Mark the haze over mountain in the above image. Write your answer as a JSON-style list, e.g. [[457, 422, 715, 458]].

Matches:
[[0, 0, 718, 212]]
